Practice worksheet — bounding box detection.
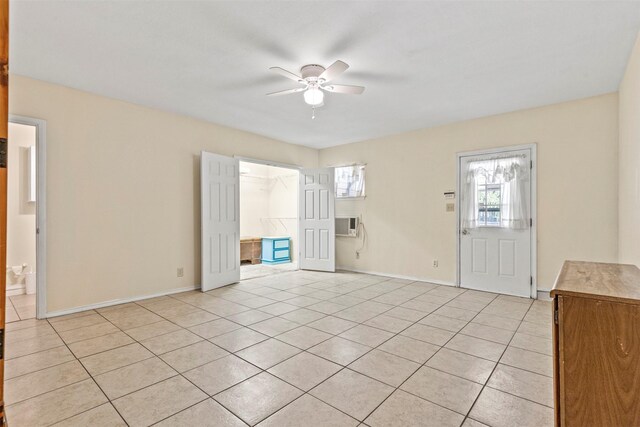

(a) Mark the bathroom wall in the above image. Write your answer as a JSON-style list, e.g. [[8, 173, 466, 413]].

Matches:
[[7, 122, 37, 286]]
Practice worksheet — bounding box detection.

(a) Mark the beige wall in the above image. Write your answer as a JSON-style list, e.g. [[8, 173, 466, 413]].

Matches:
[[9, 75, 317, 313], [320, 94, 619, 289], [7, 123, 36, 285], [619, 34, 640, 267], [7, 73, 623, 313], [264, 166, 299, 262], [240, 162, 271, 238]]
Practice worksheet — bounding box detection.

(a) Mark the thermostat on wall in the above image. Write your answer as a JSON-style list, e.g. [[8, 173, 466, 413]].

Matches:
[[444, 191, 455, 199]]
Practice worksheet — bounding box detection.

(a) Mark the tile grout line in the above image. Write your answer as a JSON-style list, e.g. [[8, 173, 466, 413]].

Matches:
[[210, 274, 546, 424], [187, 272, 444, 425], [1, 276, 308, 422], [226, 283, 483, 424], [194, 282, 542, 424], [49, 304, 228, 426], [459, 297, 539, 426], [339, 290, 498, 424], [38, 316, 129, 427], [4, 270, 551, 426], [11, 274, 462, 423]]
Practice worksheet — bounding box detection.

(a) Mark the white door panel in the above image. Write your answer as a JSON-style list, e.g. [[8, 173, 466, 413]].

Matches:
[[201, 152, 240, 291], [299, 168, 335, 272], [459, 148, 532, 298], [461, 227, 530, 296]]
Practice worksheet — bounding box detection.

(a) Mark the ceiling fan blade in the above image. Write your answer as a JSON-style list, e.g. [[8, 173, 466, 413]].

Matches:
[[319, 60, 349, 82], [269, 67, 304, 83], [266, 87, 305, 96], [322, 84, 365, 95]]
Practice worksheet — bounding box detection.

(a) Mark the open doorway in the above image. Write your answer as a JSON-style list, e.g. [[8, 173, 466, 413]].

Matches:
[[6, 122, 37, 321], [239, 160, 299, 280], [200, 152, 335, 291]]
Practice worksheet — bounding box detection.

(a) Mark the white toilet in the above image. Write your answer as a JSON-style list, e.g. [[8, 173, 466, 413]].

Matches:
[[7, 263, 35, 294]]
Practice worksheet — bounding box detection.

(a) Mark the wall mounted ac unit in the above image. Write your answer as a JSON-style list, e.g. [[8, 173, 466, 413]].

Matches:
[[336, 216, 359, 237]]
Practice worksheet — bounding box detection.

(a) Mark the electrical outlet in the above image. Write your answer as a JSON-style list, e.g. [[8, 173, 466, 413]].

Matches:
[[356, 251, 360, 259], [433, 260, 438, 268], [177, 267, 184, 277]]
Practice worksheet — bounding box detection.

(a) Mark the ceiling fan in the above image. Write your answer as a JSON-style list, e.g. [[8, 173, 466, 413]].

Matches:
[[267, 60, 365, 118]]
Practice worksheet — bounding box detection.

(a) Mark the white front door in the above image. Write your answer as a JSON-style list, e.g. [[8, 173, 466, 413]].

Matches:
[[299, 168, 335, 272], [201, 151, 240, 291], [459, 148, 533, 298]]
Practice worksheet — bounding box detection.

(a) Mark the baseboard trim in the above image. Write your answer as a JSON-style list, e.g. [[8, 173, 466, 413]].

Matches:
[[7, 284, 26, 297], [339, 266, 550, 300], [537, 288, 552, 301], [45, 285, 201, 319], [336, 266, 457, 288]]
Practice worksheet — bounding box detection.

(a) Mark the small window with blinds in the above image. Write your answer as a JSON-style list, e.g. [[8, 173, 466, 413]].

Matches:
[[335, 165, 365, 198]]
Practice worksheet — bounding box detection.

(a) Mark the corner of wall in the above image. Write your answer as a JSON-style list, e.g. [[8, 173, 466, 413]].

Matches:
[[618, 32, 640, 267]]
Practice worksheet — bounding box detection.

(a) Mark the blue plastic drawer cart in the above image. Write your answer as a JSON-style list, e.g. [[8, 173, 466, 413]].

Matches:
[[261, 237, 291, 265]]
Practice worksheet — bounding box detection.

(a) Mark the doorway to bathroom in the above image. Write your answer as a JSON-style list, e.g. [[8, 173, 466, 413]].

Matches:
[[7, 116, 46, 320], [238, 159, 299, 280]]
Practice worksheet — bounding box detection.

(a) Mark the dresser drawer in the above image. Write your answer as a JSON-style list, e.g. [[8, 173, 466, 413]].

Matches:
[[274, 239, 290, 249], [274, 249, 289, 259]]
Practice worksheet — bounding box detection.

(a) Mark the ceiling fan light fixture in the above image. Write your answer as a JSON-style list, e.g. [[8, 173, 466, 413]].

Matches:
[[304, 87, 324, 106], [268, 60, 364, 115]]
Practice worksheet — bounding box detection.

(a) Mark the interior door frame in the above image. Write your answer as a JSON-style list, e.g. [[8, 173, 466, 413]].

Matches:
[[9, 115, 47, 318], [234, 155, 301, 268], [455, 143, 537, 298]]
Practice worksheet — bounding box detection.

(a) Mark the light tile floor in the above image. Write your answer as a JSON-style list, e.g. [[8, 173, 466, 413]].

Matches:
[[4, 270, 554, 426], [6, 293, 36, 322], [240, 262, 298, 280]]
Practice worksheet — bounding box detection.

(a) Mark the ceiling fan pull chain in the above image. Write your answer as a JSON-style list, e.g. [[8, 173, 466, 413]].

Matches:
[[312, 106, 316, 120]]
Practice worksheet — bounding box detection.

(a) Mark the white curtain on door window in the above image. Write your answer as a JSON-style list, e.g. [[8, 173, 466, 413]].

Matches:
[[461, 155, 529, 229], [461, 164, 480, 229]]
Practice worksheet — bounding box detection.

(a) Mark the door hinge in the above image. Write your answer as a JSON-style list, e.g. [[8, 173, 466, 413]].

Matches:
[[530, 276, 533, 286], [530, 218, 533, 227], [0, 138, 6, 169], [0, 328, 4, 360], [554, 309, 559, 325], [530, 160, 533, 169]]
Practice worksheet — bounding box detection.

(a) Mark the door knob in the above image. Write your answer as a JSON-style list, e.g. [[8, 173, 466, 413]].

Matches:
[[461, 229, 470, 235]]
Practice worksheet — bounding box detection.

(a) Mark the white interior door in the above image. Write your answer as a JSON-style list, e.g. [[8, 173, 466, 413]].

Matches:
[[201, 151, 240, 291], [459, 148, 533, 297], [299, 168, 335, 272]]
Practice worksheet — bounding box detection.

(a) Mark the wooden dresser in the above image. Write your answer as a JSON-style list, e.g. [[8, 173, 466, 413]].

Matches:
[[551, 261, 640, 427]]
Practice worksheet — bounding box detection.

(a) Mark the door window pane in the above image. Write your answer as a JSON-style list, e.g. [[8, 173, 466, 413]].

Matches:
[[477, 183, 502, 226]]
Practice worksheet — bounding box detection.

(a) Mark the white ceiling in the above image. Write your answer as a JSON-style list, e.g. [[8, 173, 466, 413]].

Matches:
[[10, 1, 640, 148]]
